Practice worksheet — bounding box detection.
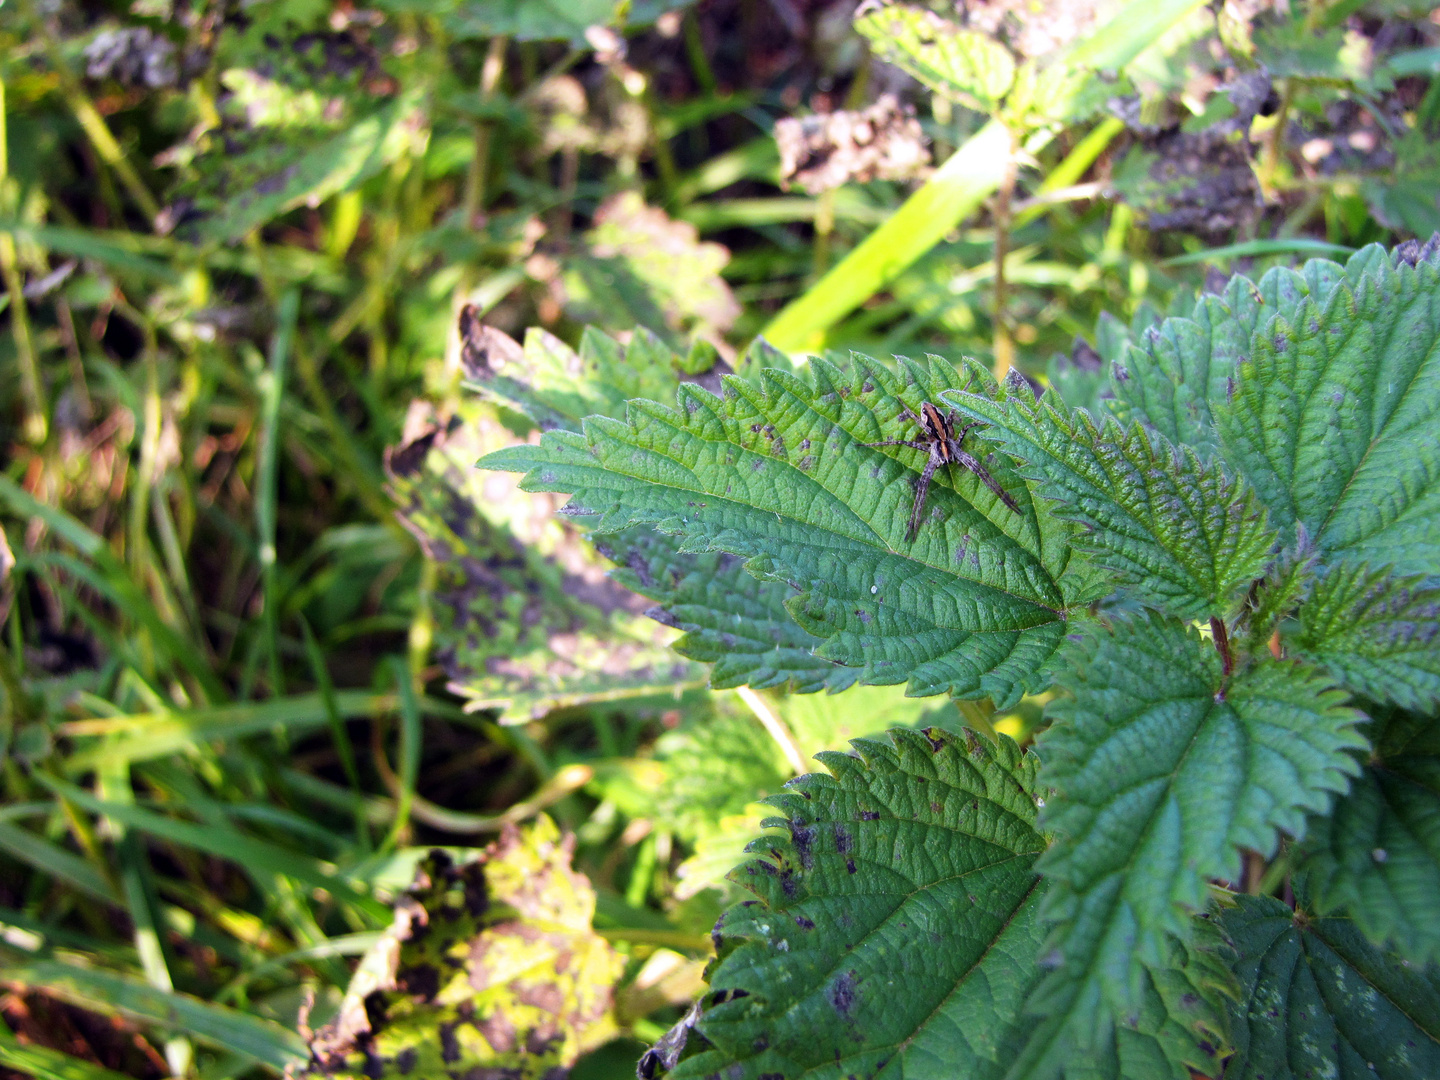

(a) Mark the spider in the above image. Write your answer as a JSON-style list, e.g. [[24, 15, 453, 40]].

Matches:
[[864, 401, 1021, 540]]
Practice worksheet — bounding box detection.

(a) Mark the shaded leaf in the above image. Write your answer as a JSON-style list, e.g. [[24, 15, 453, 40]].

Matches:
[[388, 398, 704, 722], [948, 376, 1276, 620], [1033, 614, 1365, 1007], [564, 193, 740, 343], [301, 817, 624, 1080], [191, 87, 428, 243], [1298, 708, 1440, 965], [1220, 891, 1440, 1078], [1289, 563, 1440, 712], [483, 353, 1103, 707]]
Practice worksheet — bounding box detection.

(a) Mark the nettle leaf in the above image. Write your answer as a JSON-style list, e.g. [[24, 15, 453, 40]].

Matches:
[[483, 353, 1104, 707], [854, 4, 1016, 111], [948, 377, 1276, 620], [465, 322, 849, 693], [601, 527, 853, 693], [1033, 614, 1365, 1006], [1213, 243, 1440, 575], [1008, 918, 1234, 1080], [1097, 257, 1358, 455], [1289, 562, 1440, 712], [1220, 891, 1440, 1079], [663, 727, 1047, 1080], [653, 727, 1227, 1080], [1297, 708, 1440, 964]]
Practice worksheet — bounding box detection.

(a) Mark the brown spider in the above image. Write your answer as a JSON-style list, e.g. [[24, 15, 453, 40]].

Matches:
[[864, 401, 1021, 540]]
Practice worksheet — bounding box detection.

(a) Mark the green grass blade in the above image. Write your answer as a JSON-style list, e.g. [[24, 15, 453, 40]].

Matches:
[[0, 821, 120, 905], [1061, 0, 1209, 70], [760, 119, 1013, 352], [60, 689, 441, 771], [34, 776, 388, 922], [0, 1026, 138, 1080], [1162, 238, 1356, 266], [2, 959, 308, 1070], [256, 288, 300, 696]]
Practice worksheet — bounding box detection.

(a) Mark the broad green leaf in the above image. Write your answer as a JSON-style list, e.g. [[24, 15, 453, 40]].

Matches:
[[1297, 708, 1440, 964], [483, 353, 1104, 707], [1213, 244, 1440, 575], [463, 324, 848, 694], [1007, 918, 1233, 1080], [948, 376, 1276, 620], [854, 5, 1016, 111], [3, 959, 307, 1069], [1033, 614, 1365, 1005], [1289, 563, 1440, 712], [604, 528, 852, 693], [299, 817, 623, 1080], [1220, 891, 1440, 1078], [192, 87, 428, 243], [650, 727, 1228, 1080], [665, 726, 1051, 1080]]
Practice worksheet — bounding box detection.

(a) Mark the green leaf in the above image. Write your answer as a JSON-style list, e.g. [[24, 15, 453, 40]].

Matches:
[[463, 324, 845, 695], [1289, 563, 1440, 712], [663, 726, 1052, 1080], [603, 528, 853, 693], [483, 353, 1103, 707], [1220, 891, 1440, 1078], [650, 726, 1229, 1080], [1213, 244, 1440, 576], [854, 5, 1016, 112], [192, 87, 428, 243], [1033, 614, 1365, 1005], [1297, 708, 1440, 964], [948, 376, 1276, 620], [1007, 919, 1234, 1080]]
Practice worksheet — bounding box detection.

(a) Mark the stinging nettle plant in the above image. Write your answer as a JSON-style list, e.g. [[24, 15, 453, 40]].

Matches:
[[475, 238, 1440, 1079]]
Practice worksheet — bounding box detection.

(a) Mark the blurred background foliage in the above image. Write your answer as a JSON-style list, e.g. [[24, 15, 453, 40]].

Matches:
[[0, 0, 1437, 1078]]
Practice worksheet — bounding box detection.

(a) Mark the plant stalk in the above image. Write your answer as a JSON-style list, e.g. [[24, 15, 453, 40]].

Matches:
[[991, 128, 1019, 380]]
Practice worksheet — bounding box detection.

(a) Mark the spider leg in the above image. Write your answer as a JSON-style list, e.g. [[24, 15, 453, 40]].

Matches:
[[953, 448, 1022, 515], [863, 439, 930, 450], [906, 450, 941, 541]]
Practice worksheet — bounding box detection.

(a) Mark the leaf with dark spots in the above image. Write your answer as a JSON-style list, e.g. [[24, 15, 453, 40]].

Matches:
[[298, 817, 621, 1080]]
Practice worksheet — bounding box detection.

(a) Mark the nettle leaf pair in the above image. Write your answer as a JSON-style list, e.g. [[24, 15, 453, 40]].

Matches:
[[477, 240, 1440, 1079]]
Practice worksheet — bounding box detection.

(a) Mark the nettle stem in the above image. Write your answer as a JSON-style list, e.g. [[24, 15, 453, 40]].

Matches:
[[1210, 616, 1234, 678], [991, 128, 1019, 380]]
